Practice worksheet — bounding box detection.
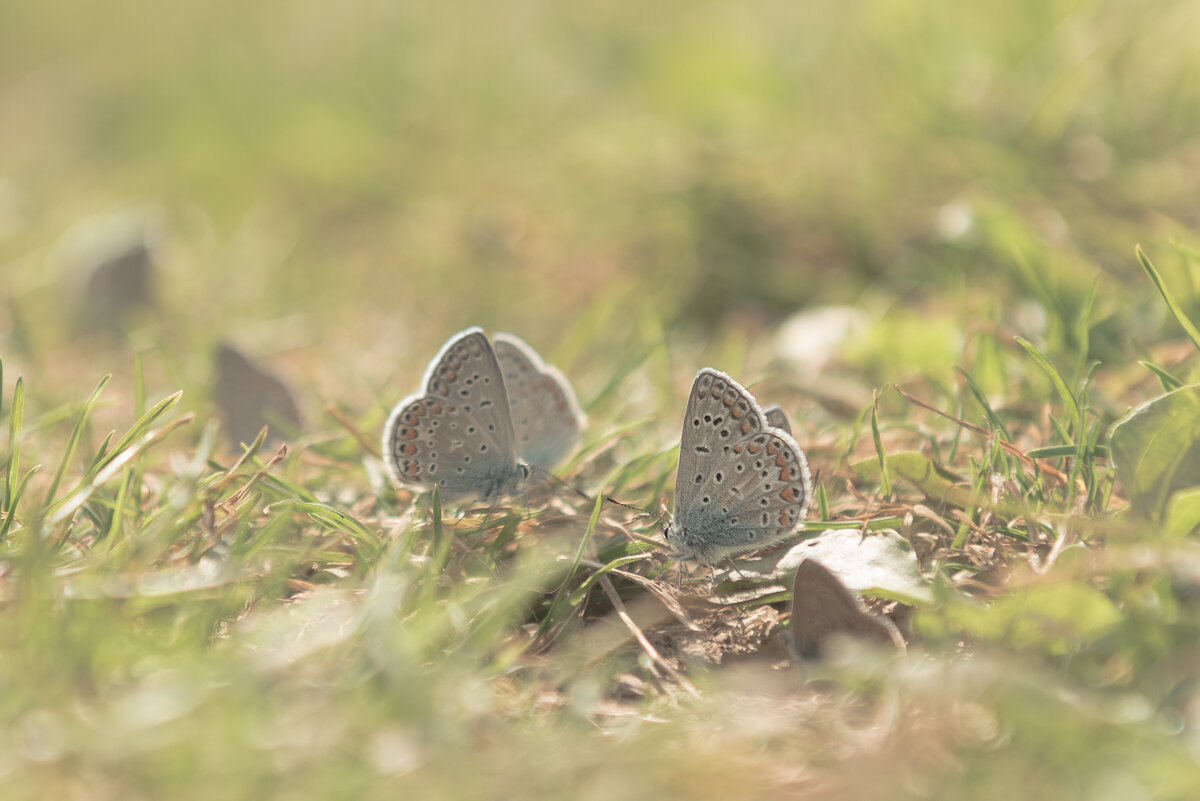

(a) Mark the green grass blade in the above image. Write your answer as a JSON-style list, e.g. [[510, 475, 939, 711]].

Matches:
[[48, 414, 193, 526], [1013, 336, 1081, 425], [1137, 244, 1200, 353], [957, 368, 1012, 442], [1073, 275, 1098, 381], [5, 376, 25, 514], [95, 390, 184, 476], [44, 374, 111, 506], [0, 465, 40, 542], [1139, 360, 1184, 391], [871, 390, 891, 499], [103, 469, 134, 543], [417, 487, 446, 610], [287, 501, 381, 552], [538, 492, 603, 636]]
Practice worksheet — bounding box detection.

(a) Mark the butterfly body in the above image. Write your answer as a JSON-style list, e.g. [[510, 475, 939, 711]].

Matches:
[[664, 369, 812, 565]]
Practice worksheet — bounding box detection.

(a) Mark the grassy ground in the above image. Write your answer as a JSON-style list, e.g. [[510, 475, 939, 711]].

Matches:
[[4, 0, 1200, 797]]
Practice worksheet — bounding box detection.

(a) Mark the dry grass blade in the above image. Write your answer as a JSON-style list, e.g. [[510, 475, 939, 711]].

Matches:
[[597, 573, 700, 699]]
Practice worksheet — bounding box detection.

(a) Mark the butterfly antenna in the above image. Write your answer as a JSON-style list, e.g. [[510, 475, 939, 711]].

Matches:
[[533, 465, 659, 522], [533, 465, 592, 503], [603, 495, 649, 516]]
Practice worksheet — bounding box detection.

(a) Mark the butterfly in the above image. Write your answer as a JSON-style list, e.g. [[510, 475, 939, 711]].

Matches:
[[381, 327, 583, 502], [663, 368, 813, 565]]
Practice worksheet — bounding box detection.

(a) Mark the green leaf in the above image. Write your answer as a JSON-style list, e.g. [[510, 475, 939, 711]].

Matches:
[[1162, 487, 1200, 538], [1109, 384, 1200, 520]]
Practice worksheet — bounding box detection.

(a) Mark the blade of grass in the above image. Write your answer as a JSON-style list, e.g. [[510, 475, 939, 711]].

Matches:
[[49, 414, 194, 526], [93, 390, 184, 476], [1073, 275, 1098, 382], [1138, 245, 1200, 353], [286, 501, 381, 553], [1013, 336, 1082, 425], [44, 374, 111, 506], [956, 367, 1012, 442], [1139, 360, 1184, 392], [5, 377, 25, 515], [536, 492, 604, 639], [0, 465, 41, 543], [103, 469, 134, 544], [131, 353, 147, 516], [871, 389, 891, 499], [418, 487, 446, 610]]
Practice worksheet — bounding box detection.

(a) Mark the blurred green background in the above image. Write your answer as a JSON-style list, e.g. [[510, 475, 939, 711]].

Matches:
[[5, 0, 1199, 409]]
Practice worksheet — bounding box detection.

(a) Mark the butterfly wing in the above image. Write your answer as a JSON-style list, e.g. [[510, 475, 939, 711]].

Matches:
[[492, 332, 585, 470], [382, 327, 523, 501]]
